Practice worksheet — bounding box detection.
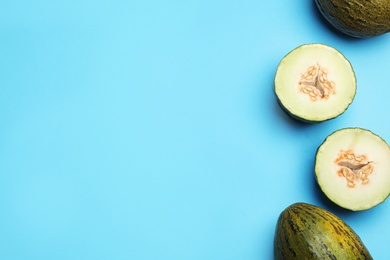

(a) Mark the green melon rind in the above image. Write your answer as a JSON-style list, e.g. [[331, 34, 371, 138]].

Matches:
[[274, 43, 356, 123], [315, 0, 390, 38], [274, 202, 373, 259], [276, 96, 349, 124], [315, 127, 390, 211]]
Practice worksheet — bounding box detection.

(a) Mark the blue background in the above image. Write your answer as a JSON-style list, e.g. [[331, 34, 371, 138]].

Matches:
[[1, 1, 389, 259]]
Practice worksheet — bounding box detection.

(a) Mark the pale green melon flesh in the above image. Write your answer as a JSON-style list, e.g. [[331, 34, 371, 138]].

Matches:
[[315, 128, 390, 211], [275, 44, 356, 122]]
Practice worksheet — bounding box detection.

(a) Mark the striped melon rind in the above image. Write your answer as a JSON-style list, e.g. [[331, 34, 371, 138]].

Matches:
[[274, 202, 372, 259], [315, 0, 390, 38]]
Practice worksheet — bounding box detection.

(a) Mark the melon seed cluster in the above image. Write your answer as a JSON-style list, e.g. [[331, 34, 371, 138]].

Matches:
[[335, 150, 374, 188], [299, 64, 335, 101]]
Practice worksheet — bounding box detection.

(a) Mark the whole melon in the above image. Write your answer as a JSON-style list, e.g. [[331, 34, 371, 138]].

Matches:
[[274, 202, 373, 259], [315, 0, 390, 38]]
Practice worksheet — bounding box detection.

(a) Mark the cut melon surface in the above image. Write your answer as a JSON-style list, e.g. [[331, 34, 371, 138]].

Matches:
[[315, 128, 390, 211], [274, 43, 356, 122]]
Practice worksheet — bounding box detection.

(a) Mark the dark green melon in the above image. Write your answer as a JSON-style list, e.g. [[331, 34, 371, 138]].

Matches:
[[274, 202, 372, 259], [315, 0, 390, 38]]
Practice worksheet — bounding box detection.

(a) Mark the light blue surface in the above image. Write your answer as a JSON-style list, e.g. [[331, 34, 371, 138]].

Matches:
[[1, 1, 390, 259]]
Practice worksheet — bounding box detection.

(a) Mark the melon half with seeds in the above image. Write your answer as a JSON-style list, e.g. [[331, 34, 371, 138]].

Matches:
[[315, 128, 390, 211], [274, 43, 356, 122]]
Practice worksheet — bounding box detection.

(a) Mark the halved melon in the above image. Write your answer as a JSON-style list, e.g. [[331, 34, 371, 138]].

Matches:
[[274, 43, 356, 122], [315, 128, 390, 211]]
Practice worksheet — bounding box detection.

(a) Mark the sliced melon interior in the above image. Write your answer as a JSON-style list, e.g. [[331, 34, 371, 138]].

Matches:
[[275, 43, 356, 122], [315, 128, 390, 211]]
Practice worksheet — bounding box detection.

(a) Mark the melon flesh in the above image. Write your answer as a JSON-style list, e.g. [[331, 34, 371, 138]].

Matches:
[[315, 128, 390, 211], [275, 43, 356, 122]]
